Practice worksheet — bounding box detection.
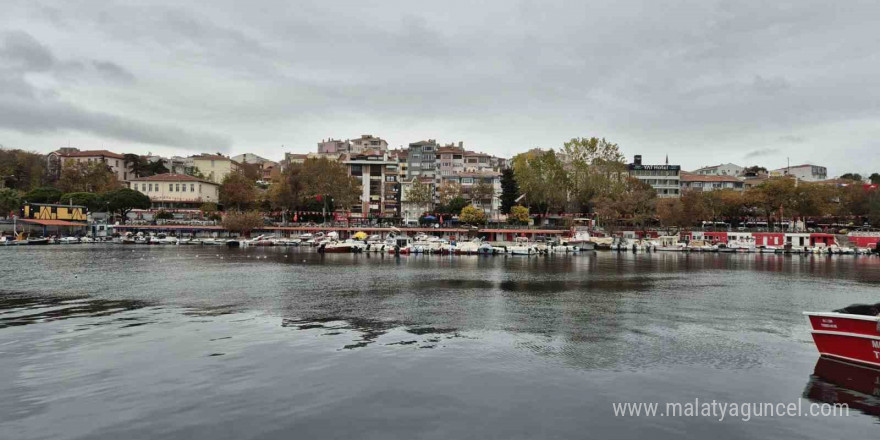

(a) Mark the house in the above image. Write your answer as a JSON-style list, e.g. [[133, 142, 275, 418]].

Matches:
[[47, 149, 131, 182], [128, 173, 219, 210], [691, 163, 744, 177], [770, 164, 827, 181], [189, 154, 240, 184], [680, 172, 744, 192]]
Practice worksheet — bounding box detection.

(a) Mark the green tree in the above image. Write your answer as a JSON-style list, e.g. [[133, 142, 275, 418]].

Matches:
[[459, 205, 486, 225], [268, 165, 304, 223], [0, 188, 21, 217], [104, 188, 151, 223], [869, 173, 880, 185], [499, 168, 519, 214], [507, 205, 530, 225], [220, 170, 257, 210], [24, 186, 63, 204], [222, 210, 264, 237], [438, 196, 468, 215], [59, 192, 104, 211], [840, 173, 863, 182], [154, 209, 174, 220], [511, 149, 569, 214], [0, 148, 47, 190], [124, 154, 150, 178], [147, 160, 169, 176]]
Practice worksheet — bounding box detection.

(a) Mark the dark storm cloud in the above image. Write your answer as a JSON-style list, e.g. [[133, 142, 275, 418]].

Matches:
[[1, 0, 879, 173]]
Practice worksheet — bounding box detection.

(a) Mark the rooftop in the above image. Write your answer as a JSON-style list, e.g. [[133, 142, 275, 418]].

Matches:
[[129, 173, 216, 184], [58, 149, 125, 159], [680, 172, 741, 183]]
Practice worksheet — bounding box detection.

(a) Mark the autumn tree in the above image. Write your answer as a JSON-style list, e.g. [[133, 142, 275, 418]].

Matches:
[[0, 148, 47, 190], [58, 161, 120, 193], [220, 170, 257, 211], [222, 210, 264, 237], [562, 137, 626, 212], [436, 180, 462, 206], [459, 205, 487, 225], [511, 149, 569, 214], [469, 180, 495, 212], [404, 179, 433, 214], [507, 205, 530, 225], [298, 158, 360, 210]]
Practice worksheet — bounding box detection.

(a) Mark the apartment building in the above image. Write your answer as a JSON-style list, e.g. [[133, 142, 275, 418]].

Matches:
[[770, 164, 828, 182], [406, 140, 439, 180], [343, 151, 400, 219], [692, 163, 744, 177], [440, 171, 502, 217], [680, 172, 744, 192], [189, 154, 240, 184]]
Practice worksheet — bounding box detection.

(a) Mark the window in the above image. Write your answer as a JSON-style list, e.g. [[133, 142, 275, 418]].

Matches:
[[175, 184, 180, 192], [181, 184, 186, 192], [190, 184, 194, 192], [169, 184, 174, 191]]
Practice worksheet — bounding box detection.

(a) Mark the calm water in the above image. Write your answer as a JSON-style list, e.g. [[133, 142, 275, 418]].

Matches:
[[1, 246, 878, 439]]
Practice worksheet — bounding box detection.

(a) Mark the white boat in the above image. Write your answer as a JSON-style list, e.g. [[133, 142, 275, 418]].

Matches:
[[567, 228, 596, 251], [508, 237, 538, 255], [58, 236, 80, 244], [200, 238, 224, 246]]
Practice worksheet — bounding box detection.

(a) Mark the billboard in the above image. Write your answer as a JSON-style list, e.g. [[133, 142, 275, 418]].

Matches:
[[21, 203, 88, 222]]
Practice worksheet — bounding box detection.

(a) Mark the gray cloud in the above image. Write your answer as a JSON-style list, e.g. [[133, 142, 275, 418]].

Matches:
[[0, 0, 879, 174]]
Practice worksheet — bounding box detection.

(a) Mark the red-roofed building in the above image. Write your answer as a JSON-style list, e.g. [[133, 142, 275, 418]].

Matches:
[[47, 148, 131, 182]]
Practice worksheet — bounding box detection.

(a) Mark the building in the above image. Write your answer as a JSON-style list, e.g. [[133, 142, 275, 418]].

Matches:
[[47, 149, 131, 182], [435, 143, 466, 180], [317, 138, 350, 155], [189, 154, 240, 184], [343, 151, 400, 219], [400, 177, 435, 224], [627, 155, 681, 198], [680, 172, 744, 192], [406, 140, 439, 180], [388, 149, 409, 180], [128, 173, 219, 210], [349, 135, 388, 154], [770, 164, 828, 182], [231, 153, 272, 165], [691, 163, 744, 177], [440, 171, 502, 217]]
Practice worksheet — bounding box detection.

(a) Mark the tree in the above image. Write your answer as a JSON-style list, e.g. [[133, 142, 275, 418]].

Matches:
[[24, 186, 63, 204], [147, 160, 169, 176], [656, 198, 683, 232], [104, 188, 151, 223], [499, 168, 519, 214], [508, 205, 530, 225], [840, 173, 863, 182], [0, 188, 21, 217], [591, 177, 656, 234], [743, 165, 768, 175], [154, 209, 174, 220], [562, 137, 626, 212], [58, 161, 120, 193], [220, 170, 257, 210], [222, 210, 264, 237], [511, 149, 569, 214], [870, 173, 880, 185], [268, 165, 304, 224], [405, 179, 433, 214], [0, 148, 48, 190], [745, 178, 797, 230], [298, 158, 360, 211], [469, 180, 495, 212], [459, 205, 486, 225], [59, 192, 104, 211], [438, 196, 468, 215], [436, 180, 462, 206], [124, 154, 150, 178], [239, 162, 262, 182]]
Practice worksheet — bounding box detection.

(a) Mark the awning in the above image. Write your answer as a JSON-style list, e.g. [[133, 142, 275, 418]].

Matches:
[[19, 219, 88, 227]]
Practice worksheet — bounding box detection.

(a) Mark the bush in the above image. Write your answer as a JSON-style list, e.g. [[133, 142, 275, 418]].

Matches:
[[508, 205, 530, 225], [459, 205, 486, 225]]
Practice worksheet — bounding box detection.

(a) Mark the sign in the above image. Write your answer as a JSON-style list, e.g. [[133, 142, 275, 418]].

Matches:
[[22, 203, 87, 221], [628, 164, 681, 171]]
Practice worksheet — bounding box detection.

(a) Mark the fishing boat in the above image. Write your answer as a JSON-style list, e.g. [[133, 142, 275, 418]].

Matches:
[[27, 237, 50, 245], [508, 237, 537, 255], [567, 227, 596, 251], [804, 303, 880, 369]]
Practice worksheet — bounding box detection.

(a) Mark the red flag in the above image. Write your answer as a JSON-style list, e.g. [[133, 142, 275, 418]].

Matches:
[[293, 213, 298, 222]]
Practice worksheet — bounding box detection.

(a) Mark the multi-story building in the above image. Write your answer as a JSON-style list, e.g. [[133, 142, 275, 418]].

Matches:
[[400, 176, 435, 224], [770, 164, 827, 182], [317, 138, 350, 155], [349, 135, 388, 154], [406, 140, 438, 180], [627, 155, 681, 198], [343, 151, 400, 219], [435, 143, 466, 180], [680, 172, 744, 192], [128, 173, 219, 210], [189, 154, 240, 184], [388, 149, 408, 180], [440, 171, 502, 217], [46, 149, 131, 182], [231, 153, 272, 165], [691, 163, 744, 177]]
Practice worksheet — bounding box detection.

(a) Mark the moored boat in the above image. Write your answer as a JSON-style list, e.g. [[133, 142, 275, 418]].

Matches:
[[804, 303, 880, 369]]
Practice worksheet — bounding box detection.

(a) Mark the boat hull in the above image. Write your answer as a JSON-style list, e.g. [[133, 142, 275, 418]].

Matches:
[[805, 312, 880, 369]]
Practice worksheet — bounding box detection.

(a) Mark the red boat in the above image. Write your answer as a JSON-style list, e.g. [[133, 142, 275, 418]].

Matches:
[[805, 304, 880, 369]]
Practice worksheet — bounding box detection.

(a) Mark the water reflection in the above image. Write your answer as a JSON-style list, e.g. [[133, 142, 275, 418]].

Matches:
[[803, 357, 880, 419], [0, 292, 152, 329]]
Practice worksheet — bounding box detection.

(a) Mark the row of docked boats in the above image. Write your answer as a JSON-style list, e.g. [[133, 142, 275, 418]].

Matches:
[[317, 234, 588, 255], [603, 233, 878, 255]]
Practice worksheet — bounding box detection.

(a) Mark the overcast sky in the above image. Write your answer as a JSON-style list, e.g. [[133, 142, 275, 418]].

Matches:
[[2, 0, 878, 176]]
